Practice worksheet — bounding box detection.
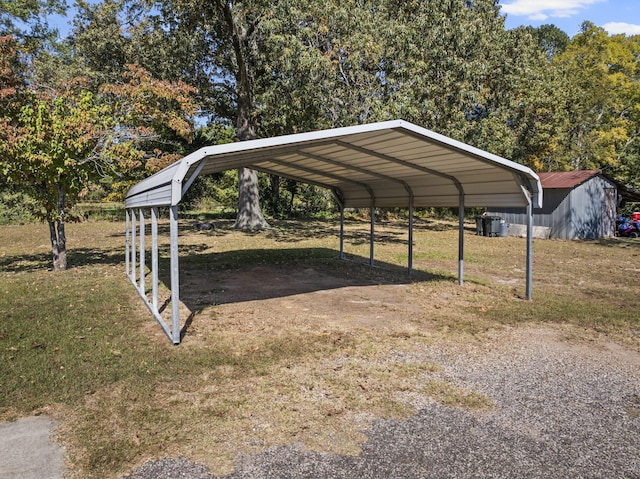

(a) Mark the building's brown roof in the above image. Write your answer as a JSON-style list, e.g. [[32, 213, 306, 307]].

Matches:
[[538, 170, 601, 189]]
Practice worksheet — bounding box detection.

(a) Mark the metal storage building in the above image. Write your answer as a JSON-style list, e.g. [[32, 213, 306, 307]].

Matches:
[[488, 170, 617, 240]]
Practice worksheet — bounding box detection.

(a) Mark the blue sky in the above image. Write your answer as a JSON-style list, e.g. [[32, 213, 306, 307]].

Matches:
[[48, 0, 640, 39], [500, 0, 640, 36]]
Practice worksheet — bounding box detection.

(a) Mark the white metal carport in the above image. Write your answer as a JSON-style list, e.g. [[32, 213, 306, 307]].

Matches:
[[125, 120, 542, 344]]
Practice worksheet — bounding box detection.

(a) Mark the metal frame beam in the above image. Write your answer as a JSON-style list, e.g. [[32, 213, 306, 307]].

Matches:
[[125, 207, 181, 344], [332, 190, 346, 260], [458, 193, 465, 285], [169, 206, 181, 344], [123, 121, 542, 343], [517, 182, 535, 301], [370, 198, 375, 266], [526, 198, 534, 300], [299, 149, 413, 191], [298, 149, 417, 272], [340, 207, 345, 259], [182, 159, 208, 197], [130, 211, 136, 282], [333, 140, 464, 280], [408, 194, 414, 274], [139, 209, 145, 294], [265, 157, 374, 199], [125, 210, 131, 278], [151, 207, 159, 311]]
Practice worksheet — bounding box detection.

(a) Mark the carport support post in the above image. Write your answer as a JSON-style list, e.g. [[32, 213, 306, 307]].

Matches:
[[151, 207, 159, 312], [131, 210, 137, 282], [458, 194, 465, 286], [526, 199, 533, 300], [125, 209, 130, 278], [139, 209, 145, 294], [408, 196, 414, 274], [370, 201, 375, 266], [339, 206, 345, 259], [169, 205, 181, 344]]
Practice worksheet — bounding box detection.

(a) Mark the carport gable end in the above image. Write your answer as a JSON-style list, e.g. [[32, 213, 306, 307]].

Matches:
[[124, 119, 542, 344]]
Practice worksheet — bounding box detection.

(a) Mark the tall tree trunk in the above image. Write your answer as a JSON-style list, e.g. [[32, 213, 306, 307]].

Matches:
[[225, 1, 269, 230], [49, 184, 67, 271], [233, 116, 269, 228], [234, 167, 268, 229], [233, 128, 269, 228], [270, 173, 281, 216], [289, 187, 295, 214]]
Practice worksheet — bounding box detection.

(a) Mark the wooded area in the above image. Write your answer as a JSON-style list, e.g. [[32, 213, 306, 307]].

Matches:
[[1, 0, 640, 269]]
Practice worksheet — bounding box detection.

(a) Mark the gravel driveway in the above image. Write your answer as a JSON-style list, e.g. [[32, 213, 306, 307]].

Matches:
[[125, 327, 640, 479]]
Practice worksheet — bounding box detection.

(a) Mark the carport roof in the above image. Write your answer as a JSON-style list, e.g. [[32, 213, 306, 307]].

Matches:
[[125, 119, 542, 210]]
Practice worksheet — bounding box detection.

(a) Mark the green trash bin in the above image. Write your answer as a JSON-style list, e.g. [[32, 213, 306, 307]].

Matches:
[[484, 216, 502, 237]]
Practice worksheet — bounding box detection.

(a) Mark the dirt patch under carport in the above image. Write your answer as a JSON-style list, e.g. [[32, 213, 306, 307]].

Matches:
[[178, 264, 433, 341]]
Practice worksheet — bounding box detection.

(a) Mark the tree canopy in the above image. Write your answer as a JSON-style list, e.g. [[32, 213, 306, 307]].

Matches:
[[549, 23, 639, 185], [64, 1, 640, 195], [0, 31, 197, 269], [2, 0, 640, 265]]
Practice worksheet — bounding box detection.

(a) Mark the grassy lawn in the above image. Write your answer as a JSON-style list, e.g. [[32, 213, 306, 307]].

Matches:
[[1, 217, 639, 477]]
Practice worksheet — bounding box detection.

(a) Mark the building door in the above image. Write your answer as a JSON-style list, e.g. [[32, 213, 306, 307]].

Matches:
[[604, 188, 617, 237]]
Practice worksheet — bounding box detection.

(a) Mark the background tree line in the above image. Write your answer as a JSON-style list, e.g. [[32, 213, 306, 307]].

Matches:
[[1, 0, 640, 268]]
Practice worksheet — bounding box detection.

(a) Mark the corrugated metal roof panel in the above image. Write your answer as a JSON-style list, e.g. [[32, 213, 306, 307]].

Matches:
[[539, 170, 601, 189], [125, 120, 542, 210]]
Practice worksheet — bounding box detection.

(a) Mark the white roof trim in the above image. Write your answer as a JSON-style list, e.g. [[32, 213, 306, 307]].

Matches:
[[125, 119, 542, 210]]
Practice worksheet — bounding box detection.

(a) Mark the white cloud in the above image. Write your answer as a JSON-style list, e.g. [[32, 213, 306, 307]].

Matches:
[[500, 0, 604, 20], [603, 22, 640, 35], [529, 13, 549, 21]]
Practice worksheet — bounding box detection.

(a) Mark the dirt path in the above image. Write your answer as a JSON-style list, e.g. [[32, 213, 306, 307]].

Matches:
[[128, 324, 640, 478]]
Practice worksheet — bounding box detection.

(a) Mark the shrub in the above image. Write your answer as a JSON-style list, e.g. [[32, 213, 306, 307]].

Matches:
[[0, 188, 40, 224]]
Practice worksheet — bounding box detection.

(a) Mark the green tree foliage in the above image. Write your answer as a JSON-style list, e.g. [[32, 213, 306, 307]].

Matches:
[[78, 0, 391, 224], [267, 1, 390, 129], [277, 1, 565, 169], [525, 24, 570, 61], [64, 0, 131, 87], [292, 0, 567, 170], [118, 0, 278, 229], [91, 0, 578, 212], [0, 0, 65, 25], [7, 0, 640, 232], [0, 0, 66, 53], [554, 22, 640, 179], [480, 26, 571, 171], [0, 36, 197, 270]]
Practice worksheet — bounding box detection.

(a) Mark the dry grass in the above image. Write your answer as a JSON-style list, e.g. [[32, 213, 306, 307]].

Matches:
[[1, 217, 639, 477]]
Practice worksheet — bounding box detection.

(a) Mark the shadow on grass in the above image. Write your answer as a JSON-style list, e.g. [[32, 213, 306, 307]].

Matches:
[[171, 247, 454, 302], [0, 247, 126, 273], [180, 217, 471, 246], [148, 247, 457, 340], [104, 217, 472, 251], [0, 251, 52, 272], [1, 229, 459, 344], [592, 237, 640, 249]]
